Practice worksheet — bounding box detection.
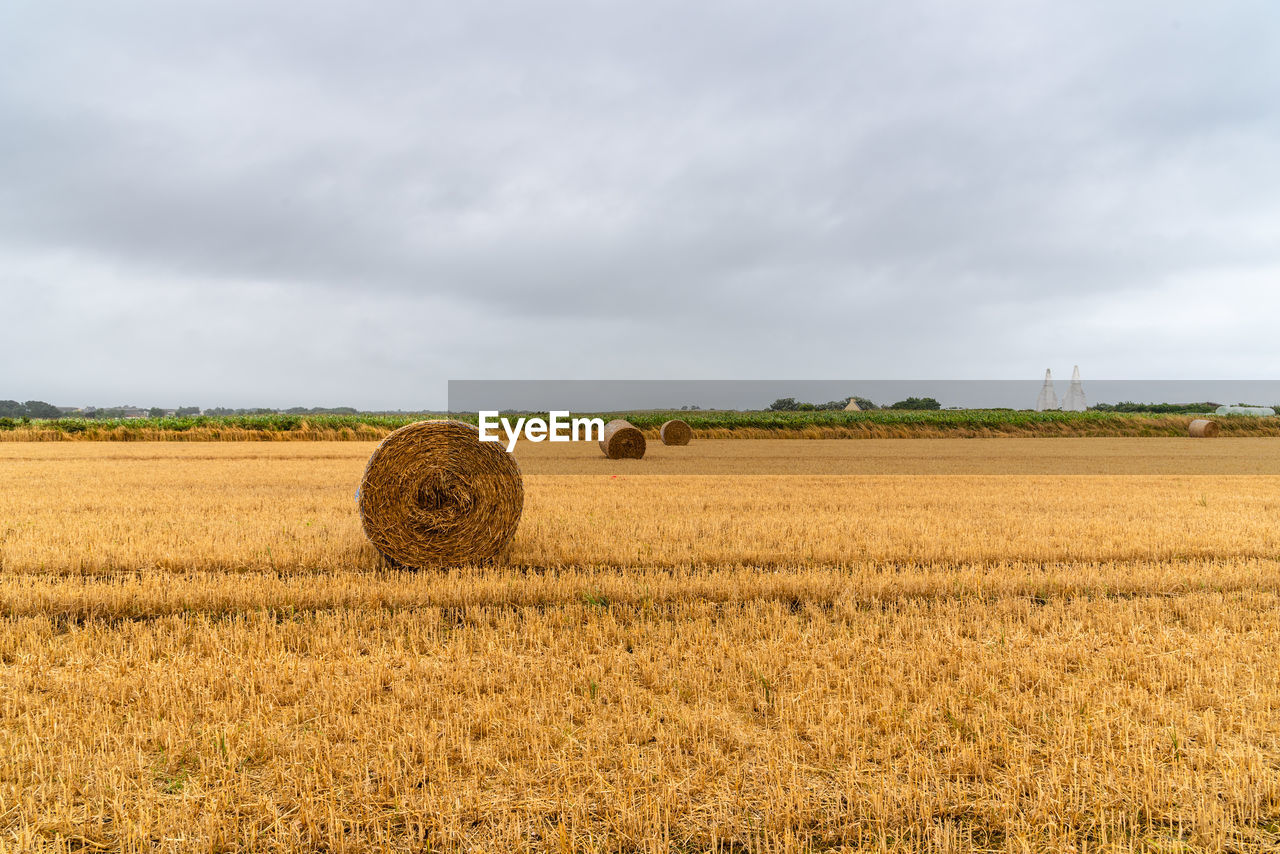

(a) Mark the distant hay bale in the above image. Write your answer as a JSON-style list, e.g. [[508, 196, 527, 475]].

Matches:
[[599, 419, 646, 459], [660, 419, 692, 446], [1188, 419, 1220, 438], [358, 420, 523, 567]]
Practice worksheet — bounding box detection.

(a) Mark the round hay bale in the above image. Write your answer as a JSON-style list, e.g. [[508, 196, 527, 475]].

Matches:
[[660, 419, 692, 446], [358, 420, 523, 567], [599, 419, 646, 459], [1188, 418, 1220, 438]]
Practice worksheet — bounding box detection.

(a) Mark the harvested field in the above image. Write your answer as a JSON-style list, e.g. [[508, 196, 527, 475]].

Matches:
[[3, 440, 1280, 574], [3, 439, 1280, 852]]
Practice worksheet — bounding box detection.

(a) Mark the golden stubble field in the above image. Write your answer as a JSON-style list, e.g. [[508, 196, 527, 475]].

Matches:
[[3, 439, 1280, 852]]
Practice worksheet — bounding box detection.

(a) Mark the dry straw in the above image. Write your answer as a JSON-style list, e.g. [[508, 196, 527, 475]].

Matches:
[[600, 419, 646, 459], [358, 420, 523, 567], [660, 419, 692, 446], [1188, 418, 1220, 438]]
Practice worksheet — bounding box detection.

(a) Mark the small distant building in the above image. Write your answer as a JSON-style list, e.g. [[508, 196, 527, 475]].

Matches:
[[843, 397, 861, 412], [1215, 405, 1276, 416]]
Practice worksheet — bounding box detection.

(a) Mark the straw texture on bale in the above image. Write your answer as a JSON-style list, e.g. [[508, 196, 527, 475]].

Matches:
[[599, 419, 646, 459], [1188, 418, 1220, 438], [660, 419, 692, 446], [358, 420, 523, 567]]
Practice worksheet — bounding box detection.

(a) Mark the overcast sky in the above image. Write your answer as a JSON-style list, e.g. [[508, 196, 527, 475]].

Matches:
[[2, 1, 1277, 409]]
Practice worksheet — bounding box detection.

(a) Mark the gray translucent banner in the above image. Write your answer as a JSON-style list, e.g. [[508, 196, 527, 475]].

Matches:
[[446, 380, 1280, 475]]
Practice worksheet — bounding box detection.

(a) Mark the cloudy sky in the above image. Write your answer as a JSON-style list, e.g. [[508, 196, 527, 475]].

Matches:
[[2, 1, 1277, 409]]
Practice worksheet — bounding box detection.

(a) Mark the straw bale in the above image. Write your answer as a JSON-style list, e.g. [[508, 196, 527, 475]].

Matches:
[[358, 420, 523, 567]]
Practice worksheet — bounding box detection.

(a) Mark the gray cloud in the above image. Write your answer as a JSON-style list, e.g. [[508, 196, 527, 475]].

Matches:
[[1, 0, 1278, 408]]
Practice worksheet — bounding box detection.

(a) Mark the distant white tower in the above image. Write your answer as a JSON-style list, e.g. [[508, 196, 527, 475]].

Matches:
[[1035, 369, 1059, 411], [1062, 365, 1087, 412]]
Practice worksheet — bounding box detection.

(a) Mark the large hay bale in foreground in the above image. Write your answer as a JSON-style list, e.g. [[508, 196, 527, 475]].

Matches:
[[660, 419, 692, 446], [1188, 418, 1220, 438], [600, 419, 646, 459], [358, 420, 523, 567]]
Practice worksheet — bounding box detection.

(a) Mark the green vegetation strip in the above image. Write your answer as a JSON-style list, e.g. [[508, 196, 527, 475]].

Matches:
[[3, 410, 1280, 439]]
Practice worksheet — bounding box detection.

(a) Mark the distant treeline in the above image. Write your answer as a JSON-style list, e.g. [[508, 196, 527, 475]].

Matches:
[[1, 400, 207, 419], [207, 406, 361, 416], [0, 400, 65, 419], [769, 397, 1237, 415], [1091, 401, 1222, 414], [0, 401, 378, 419], [4, 397, 1260, 421], [0, 413, 415, 434], [767, 396, 941, 411]]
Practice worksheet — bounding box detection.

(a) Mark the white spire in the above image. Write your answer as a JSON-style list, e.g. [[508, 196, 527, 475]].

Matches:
[[1035, 369, 1059, 411], [1062, 365, 1087, 411]]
